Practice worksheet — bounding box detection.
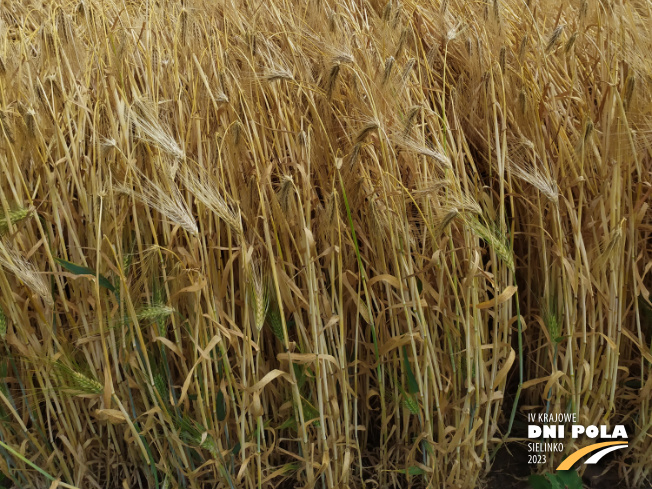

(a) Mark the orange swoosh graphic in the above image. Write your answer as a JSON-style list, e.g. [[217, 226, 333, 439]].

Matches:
[[557, 441, 628, 470]]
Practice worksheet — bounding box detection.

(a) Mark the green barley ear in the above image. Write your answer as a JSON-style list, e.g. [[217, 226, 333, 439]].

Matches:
[[544, 300, 562, 344], [153, 372, 167, 401], [55, 362, 103, 395], [152, 367, 171, 409], [0, 306, 6, 339], [399, 384, 419, 415], [0, 206, 34, 235], [465, 216, 515, 272], [0, 361, 7, 392], [266, 301, 285, 342], [122, 252, 133, 277], [136, 304, 175, 324], [247, 258, 269, 333], [152, 278, 165, 306], [177, 416, 218, 456], [122, 236, 137, 276], [278, 415, 298, 432], [294, 363, 307, 391], [300, 397, 321, 428]]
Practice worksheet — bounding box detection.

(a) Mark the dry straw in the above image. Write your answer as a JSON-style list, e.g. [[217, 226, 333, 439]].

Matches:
[[0, 0, 650, 488]]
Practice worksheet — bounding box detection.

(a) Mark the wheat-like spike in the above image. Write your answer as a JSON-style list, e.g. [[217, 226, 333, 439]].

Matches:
[[130, 100, 185, 164], [331, 52, 354, 65], [70, 371, 104, 394], [546, 25, 565, 53], [356, 120, 379, 143], [451, 191, 483, 216], [55, 7, 71, 45], [382, 56, 395, 85], [182, 167, 243, 236], [411, 178, 447, 199], [177, 416, 199, 443], [0, 244, 52, 305], [623, 75, 636, 111], [519, 88, 527, 114], [263, 67, 294, 82], [435, 208, 460, 234], [400, 58, 415, 87], [565, 32, 578, 53], [395, 27, 408, 58], [0, 111, 14, 144], [119, 173, 198, 235], [326, 63, 341, 99], [327, 8, 336, 32], [248, 258, 269, 332], [179, 8, 189, 45], [594, 218, 627, 271], [519, 34, 528, 62], [579, 0, 588, 21], [382, 0, 392, 22], [576, 119, 594, 154], [347, 143, 362, 169], [22, 106, 36, 138], [404, 105, 422, 135], [510, 153, 559, 204], [254, 280, 268, 333], [584, 119, 594, 142], [512, 166, 559, 204], [392, 134, 452, 169], [368, 198, 389, 243], [277, 174, 295, 213], [0, 206, 33, 235]]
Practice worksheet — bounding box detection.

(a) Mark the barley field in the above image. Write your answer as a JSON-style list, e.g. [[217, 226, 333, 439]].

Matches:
[[0, 0, 651, 487]]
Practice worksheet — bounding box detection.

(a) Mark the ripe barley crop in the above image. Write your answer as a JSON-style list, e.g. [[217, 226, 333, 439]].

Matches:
[[0, 0, 650, 488]]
